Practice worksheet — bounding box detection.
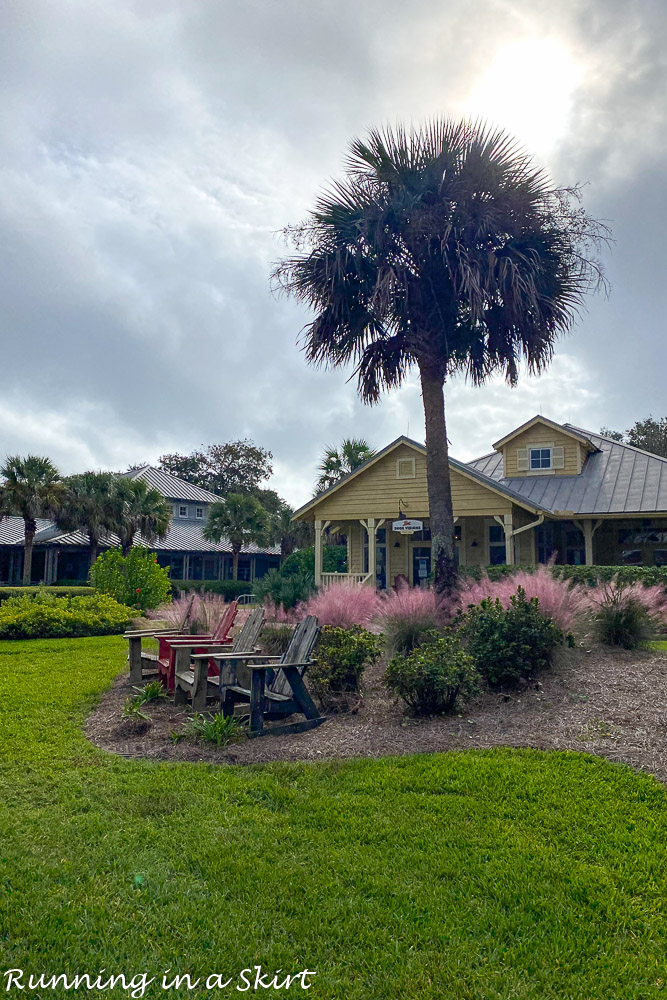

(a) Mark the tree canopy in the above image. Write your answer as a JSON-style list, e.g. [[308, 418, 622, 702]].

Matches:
[[159, 440, 273, 496], [601, 417, 667, 458], [316, 438, 376, 492]]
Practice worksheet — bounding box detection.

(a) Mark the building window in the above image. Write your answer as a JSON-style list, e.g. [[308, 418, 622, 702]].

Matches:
[[488, 524, 506, 565], [655, 550, 667, 566], [168, 555, 184, 579], [530, 447, 552, 470], [396, 457, 416, 479], [178, 505, 188, 518], [196, 507, 204, 519], [622, 549, 643, 565]]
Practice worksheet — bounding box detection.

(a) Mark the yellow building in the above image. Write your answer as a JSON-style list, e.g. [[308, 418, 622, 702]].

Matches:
[[293, 416, 667, 588]]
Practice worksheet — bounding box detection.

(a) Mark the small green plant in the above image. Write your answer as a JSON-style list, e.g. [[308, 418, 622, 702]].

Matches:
[[252, 568, 315, 611], [133, 681, 167, 704], [121, 696, 150, 722], [458, 586, 564, 686], [385, 630, 478, 715], [172, 712, 247, 747], [310, 626, 382, 710], [90, 548, 171, 611]]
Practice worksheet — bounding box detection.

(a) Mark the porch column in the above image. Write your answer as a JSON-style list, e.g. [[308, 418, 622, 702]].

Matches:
[[578, 519, 602, 566], [314, 520, 330, 587], [367, 518, 376, 585], [494, 514, 514, 565]]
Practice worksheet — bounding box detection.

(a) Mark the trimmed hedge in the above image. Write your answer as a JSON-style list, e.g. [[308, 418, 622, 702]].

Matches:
[[170, 579, 252, 601], [0, 592, 134, 639], [459, 565, 667, 588], [0, 586, 94, 603]]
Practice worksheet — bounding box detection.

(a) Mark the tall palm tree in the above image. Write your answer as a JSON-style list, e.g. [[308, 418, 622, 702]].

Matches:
[[274, 118, 607, 595], [203, 493, 270, 580], [268, 501, 313, 560], [56, 472, 119, 569], [112, 478, 171, 556], [316, 438, 376, 492], [0, 455, 63, 584]]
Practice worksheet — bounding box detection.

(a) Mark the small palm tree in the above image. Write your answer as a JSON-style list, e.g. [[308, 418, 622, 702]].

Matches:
[[203, 493, 270, 580], [0, 455, 63, 584], [56, 472, 119, 569], [275, 118, 608, 595], [268, 502, 313, 560], [112, 478, 171, 556], [316, 438, 376, 492]]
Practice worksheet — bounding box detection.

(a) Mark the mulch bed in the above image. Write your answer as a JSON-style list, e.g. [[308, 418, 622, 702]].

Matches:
[[86, 643, 667, 782]]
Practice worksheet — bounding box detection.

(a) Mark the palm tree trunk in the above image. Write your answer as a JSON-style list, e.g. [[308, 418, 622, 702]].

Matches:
[[23, 518, 36, 586], [418, 361, 457, 597], [232, 546, 240, 580], [88, 538, 99, 569]]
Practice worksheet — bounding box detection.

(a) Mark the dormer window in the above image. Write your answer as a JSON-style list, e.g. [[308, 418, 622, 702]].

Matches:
[[195, 507, 204, 519], [530, 447, 552, 470], [178, 505, 188, 518]]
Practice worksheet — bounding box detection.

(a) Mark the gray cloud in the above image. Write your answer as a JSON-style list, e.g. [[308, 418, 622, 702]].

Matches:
[[0, 0, 666, 506]]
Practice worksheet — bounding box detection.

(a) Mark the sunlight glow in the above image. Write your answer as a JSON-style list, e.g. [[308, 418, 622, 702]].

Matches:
[[466, 38, 585, 161]]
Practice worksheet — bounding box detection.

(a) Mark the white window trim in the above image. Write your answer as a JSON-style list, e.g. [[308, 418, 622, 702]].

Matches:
[[528, 443, 554, 472], [178, 505, 188, 518], [396, 456, 416, 479], [195, 507, 204, 519], [485, 518, 507, 565]]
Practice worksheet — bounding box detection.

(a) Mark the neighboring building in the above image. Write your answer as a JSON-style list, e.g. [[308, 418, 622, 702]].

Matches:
[[293, 416, 667, 588], [0, 466, 280, 585]]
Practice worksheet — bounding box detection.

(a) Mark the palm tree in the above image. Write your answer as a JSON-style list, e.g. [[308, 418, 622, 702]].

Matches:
[[316, 438, 376, 492], [112, 478, 171, 556], [0, 455, 63, 584], [268, 502, 313, 560], [274, 119, 607, 595], [203, 493, 270, 580], [56, 472, 119, 569]]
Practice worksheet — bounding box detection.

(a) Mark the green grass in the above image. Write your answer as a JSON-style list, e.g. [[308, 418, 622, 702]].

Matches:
[[1, 638, 667, 998], [648, 639, 667, 651]]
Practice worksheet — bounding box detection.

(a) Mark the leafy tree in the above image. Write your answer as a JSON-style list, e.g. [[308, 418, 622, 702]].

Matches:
[[600, 417, 667, 457], [316, 438, 376, 492], [159, 440, 273, 495], [56, 472, 119, 569], [112, 478, 171, 556], [203, 493, 270, 580], [275, 119, 607, 595], [0, 455, 64, 584]]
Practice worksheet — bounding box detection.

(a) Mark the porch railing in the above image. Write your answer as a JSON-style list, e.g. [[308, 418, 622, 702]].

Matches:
[[320, 572, 373, 587]]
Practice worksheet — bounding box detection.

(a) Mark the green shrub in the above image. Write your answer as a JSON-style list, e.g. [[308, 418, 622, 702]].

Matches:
[[252, 568, 315, 611], [259, 623, 294, 656], [385, 631, 478, 715], [90, 549, 171, 611], [169, 579, 252, 601], [0, 586, 94, 603], [310, 626, 382, 709], [281, 545, 347, 577], [172, 712, 247, 746], [458, 587, 564, 687], [551, 565, 667, 589], [0, 592, 134, 640]]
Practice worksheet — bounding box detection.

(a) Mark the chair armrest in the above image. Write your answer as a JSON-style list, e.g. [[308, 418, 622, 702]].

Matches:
[[249, 660, 313, 671], [124, 628, 180, 637], [190, 646, 263, 660]]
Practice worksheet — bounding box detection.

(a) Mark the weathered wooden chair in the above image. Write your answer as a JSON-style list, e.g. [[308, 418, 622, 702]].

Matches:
[[128, 601, 238, 689], [125, 593, 197, 684], [173, 606, 265, 711], [200, 615, 325, 737]]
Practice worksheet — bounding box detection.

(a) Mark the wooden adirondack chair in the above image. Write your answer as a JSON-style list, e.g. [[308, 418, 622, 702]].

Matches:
[[125, 594, 198, 684], [129, 601, 238, 689], [173, 606, 265, 711], [204, 615, 325, 737]]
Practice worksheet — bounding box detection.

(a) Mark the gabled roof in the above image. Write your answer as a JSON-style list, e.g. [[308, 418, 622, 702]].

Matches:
[[492, 414, 598, 452], [121, 466, 221, 504], [468, 425, 667, 516], [293, 435, 549, 520]]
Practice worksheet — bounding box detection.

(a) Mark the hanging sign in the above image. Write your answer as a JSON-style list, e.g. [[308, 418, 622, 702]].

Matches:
[[392, 518, 423, 535]]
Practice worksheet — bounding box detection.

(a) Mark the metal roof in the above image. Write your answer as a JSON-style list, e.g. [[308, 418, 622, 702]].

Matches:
[[0, 516, 280, 556], [467, 425, 667, 516], [121, 466, 221, 504]]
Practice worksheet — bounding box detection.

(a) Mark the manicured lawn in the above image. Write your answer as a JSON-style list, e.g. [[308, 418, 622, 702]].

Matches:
[[649, 640, 667, 651], [1, 637, 667, 998]]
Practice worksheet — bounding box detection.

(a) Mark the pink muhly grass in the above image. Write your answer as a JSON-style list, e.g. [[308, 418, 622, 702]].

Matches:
[[586, 581, 667, 623], [450, 566, 591, 633], [263, 597, 298, 624], [374, 580, 442, 654], [148, 592, 228, 630], [301, 582, 382, 629]]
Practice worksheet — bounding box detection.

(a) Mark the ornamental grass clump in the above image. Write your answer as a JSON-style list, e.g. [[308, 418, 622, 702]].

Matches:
[[375, 582, 441, 654], [385, 630, 478, 715], [450, 564, 589, 635], [588, 582, 667, 649], [458, 587, 564, 687], [148, 592, 228, 632], [302, 581, 382, 629], [172, 712, 247, 747]]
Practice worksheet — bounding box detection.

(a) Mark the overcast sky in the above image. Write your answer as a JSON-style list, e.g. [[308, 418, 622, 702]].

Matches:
[[1, 0, 666, 506]]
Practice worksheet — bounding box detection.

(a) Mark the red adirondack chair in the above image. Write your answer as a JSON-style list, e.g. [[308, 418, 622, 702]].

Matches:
[[152, 601, 239, 692]]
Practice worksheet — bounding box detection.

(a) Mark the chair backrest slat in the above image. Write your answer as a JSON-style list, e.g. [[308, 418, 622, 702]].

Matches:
[[232, 606, 265, 653], [179, 593, 196, 631], [212, 600, 238, 641], [270, 615, 319, 697]]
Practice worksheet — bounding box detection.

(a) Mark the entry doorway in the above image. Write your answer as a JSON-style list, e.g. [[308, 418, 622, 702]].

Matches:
[[412, 546, 431, 587]]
